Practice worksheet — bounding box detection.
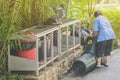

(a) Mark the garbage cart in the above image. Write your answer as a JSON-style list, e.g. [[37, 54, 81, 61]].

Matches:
[[71, 36, 97, 75]]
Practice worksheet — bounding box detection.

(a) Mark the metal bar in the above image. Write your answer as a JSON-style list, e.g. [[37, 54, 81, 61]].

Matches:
[[78, 22, 81, 46], [51, 32, 54, 59], [59, 20, 80, 28], [36, 37, 39, 76], [51, 32, 54, 65], [44, 36, 47, 64], [58, 27, 62, 54], [35, 26, 59, 37], [73, 24, 75, 52]]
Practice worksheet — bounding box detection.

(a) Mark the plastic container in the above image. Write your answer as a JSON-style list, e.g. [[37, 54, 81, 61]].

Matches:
[[18, 31, 36, 60], [19, 48, 36, 60]]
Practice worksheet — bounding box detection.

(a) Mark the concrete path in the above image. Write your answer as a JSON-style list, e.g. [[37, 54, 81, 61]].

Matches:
[[61, 48, 120, 80]]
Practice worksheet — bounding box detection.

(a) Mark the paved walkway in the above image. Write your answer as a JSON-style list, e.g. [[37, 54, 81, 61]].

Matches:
[[61, 48, 120, 80]]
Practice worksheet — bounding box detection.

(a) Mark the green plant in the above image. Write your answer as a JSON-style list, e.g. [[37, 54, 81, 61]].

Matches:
[[67, 0, 96, 20], [0, 0, 69, 72], [112, 40, 119, 49], [0, 0, 19, 71], [0, 72, 22, 80]]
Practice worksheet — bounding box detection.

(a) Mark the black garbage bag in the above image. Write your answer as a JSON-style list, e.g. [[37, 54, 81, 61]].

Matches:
[[10, 48, 19, 56], [20, 41, 36, 51]]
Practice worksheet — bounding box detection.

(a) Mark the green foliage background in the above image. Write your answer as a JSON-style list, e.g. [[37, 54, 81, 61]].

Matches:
[[0, 0, 69, 72], [0, 0, 120, 72], [67, 0, 89, 19]]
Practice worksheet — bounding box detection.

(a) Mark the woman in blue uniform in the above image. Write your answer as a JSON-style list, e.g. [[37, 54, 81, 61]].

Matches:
[[91, 10, 115, 68]]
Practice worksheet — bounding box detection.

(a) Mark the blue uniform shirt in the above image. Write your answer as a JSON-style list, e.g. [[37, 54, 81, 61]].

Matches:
[[93, 15, 115, 42]]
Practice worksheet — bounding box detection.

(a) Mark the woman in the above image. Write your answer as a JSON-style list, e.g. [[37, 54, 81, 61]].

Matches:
[[91, 10, 115, 68]]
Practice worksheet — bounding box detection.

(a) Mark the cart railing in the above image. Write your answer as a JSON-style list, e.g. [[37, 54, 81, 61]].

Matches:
[[8, 19, 81, 76]]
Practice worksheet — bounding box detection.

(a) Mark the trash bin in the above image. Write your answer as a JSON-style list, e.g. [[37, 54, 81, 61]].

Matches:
[[18, 32, 36, 60], [71, 36, 97, 75], [71, 53, 96, 75], [84, 36, 97, 55], [18, 40, 36, 60]]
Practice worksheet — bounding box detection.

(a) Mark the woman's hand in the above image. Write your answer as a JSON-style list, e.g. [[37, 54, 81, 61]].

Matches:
[[89, 31, 98, 37]]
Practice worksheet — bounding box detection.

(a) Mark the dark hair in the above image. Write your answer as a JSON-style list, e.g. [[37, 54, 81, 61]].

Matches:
[[94, 10, 102, 17]]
